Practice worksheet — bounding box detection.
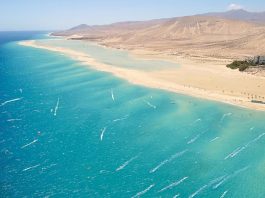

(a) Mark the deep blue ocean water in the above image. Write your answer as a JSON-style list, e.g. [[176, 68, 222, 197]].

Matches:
[[1, 32, 265, 198]]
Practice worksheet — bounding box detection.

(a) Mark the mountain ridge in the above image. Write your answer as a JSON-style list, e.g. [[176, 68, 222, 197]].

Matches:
[[52, 9, 265, 59]]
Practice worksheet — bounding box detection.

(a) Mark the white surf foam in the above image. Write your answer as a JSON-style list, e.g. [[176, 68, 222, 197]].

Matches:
[[213, 166, 249, 189], [224, 147, 245, 160], [116, 156, 138, 171], [189, 185, 207, 198], [21, 139, 38, 149], [22, 164, 40, 172], [225, 132, 265, 160], [100, 127, 107, 141], [7, 119, 22, 122], [144, 99, 156, 109], [220, 113, 232, 123], [1, 97, 23, 107], [113, 114, 129, 122], [54, 97, 60, 116], [111, 89, 115, 101], [158, 176, 188, 193], [220, 190, 228, 198], [187, 134, 201, 144], [150, 149, 188, 173], [210, 137, 220, 142], [131, 184, 155, 198]]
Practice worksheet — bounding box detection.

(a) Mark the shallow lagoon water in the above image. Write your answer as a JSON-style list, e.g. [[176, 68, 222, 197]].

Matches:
[[1, 32, 265, 197], [36, 38, 180, 71]]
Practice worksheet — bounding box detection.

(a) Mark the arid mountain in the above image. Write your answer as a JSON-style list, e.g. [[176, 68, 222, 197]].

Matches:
[[53, 10, 265, 59], [202, 9, 265, 24]]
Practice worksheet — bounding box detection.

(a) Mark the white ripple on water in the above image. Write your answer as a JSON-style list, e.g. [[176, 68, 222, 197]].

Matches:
[[7, 119, 22, 122], [173, 194, 180, 198], [188, 175, 226, 198], [21, 139, 38, 149], [131, 184, 155, 198], [224, 147, 245, 160], [187, 129, 208, 144], [0, 97, 23, 107], [116, 156, 138, 171], [190, 118, 201, 126], [213, 166, 249, 189], [100, 127, 107, 141], [113, 114, 129, 122], [111, 89, 115, 101], [158, 176, 188, 193], [53, 97, 60, 116], [220, 190, 228, 198], [41, 163, 57, 171], [224, 132, 265, 160], [210, 136, 220, 142], [143, 99, 156, 109], [22, 164, 40, 172], [220, 113, 232, 123], [187, 134, 201, 144], [189, 185, 208, 198], [150, 149, 188, 173]]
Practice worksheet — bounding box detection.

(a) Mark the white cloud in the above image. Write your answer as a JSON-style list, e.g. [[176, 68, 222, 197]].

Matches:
[[227, 3, 244, 10]]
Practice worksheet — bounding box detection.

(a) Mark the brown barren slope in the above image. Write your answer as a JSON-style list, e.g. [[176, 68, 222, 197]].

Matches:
[[53, 15, 265, 59]]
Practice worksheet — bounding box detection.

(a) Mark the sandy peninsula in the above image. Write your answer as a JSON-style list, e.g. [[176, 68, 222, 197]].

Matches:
[[19, 40, 265, 111]]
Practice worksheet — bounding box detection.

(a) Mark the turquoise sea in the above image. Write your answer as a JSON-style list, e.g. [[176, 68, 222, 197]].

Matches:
[[1, 32, 265, 198]]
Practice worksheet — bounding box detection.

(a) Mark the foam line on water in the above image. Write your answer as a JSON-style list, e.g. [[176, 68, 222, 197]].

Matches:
[[22, 164, 40, 172], [189, 185, 207, 198], [187, 134, 201, 144], [188, 175, 226, 198], [111, 89, 115, 101], [213, 166, 249, 189], [158, 176, 188, 193], [116, 155, 138, 171], [224, 147, 245, 160], [7, 119, 22, 122], [224, 132, 265, 160], [54, 97, 60, 116], [190, 118, 202, 126], [143, 99, 156, 109], [187, 129, 208, 144], [210, 137, 220, 142], [1, 97, 23, 107], [41, 163, 57, 171], [220, 190, 228, 198], [100, 127, 107, 141], [21, 139, 38, 149], [113, 114, 129, 122], [150, 149, 188, 173], [131, 184, 155, 198], [220, 113, 232, 123]]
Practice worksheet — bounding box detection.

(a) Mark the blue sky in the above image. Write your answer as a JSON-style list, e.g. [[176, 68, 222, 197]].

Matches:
[[0, 0, 264, 31]]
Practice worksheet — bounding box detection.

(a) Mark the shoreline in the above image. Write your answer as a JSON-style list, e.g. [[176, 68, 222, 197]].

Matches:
[[19, 40, 265, 111]]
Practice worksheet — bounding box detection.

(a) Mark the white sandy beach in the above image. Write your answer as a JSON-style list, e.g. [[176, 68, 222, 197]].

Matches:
[[19, 40, 265, 111]]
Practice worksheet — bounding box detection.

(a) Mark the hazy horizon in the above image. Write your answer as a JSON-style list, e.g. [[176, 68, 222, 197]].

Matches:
[[1, 0, 265, 31]]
